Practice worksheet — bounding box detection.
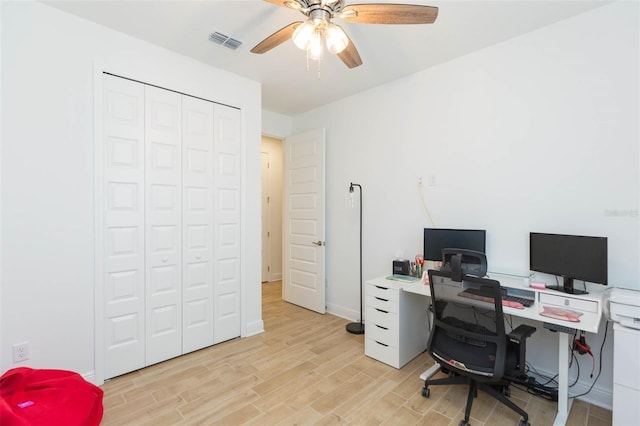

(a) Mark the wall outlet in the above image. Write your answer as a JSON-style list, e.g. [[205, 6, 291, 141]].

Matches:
[[417, 176, 423, 187], [13, 342, 29, 363]]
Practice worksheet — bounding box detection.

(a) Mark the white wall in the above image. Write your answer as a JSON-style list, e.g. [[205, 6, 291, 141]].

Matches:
[[293, 2, 639, 408], [1, 1, 262, 380], [262, 109, 293, 139]]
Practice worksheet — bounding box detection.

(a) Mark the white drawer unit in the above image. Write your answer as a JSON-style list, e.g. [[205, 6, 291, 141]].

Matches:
[[538, 292, 598, 313], [613, 321, 640, 425], [364, 277, 430, 368]]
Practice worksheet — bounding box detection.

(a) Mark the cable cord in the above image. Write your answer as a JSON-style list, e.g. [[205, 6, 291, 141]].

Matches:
[[569, 348, 581, 388], [524, 361, 558, 387], [505, 314, 513, 332], [568, 329, 578, 369], [570, 321, 609, 400], [417, 183, 436, 227]]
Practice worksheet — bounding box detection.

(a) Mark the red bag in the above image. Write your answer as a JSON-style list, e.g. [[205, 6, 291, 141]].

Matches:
[[0, 367, 103, 425]]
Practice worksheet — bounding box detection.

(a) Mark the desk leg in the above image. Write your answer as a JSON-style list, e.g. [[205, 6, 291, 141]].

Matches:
[[553, 332, 572, 426]]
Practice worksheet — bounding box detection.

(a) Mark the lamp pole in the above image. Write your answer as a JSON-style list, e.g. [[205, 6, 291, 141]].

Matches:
[[346, 182, 364, 335]]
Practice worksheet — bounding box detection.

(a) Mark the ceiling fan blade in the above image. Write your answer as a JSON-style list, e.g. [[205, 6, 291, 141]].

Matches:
[[337, 30, 363, 68], [251, 21, 302, 54], [342, 4, 438, 24], [263, 0, 307, 11]]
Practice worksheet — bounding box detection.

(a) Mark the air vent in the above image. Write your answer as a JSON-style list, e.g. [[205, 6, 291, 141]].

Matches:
[[208, 32, 243, 50]]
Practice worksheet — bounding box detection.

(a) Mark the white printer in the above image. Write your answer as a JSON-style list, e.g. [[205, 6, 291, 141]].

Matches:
[[608, 287, 640, 425], [607, 287, 640, 328]]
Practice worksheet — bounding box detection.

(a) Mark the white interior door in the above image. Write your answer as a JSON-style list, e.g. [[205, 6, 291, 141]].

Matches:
[[213, 104, 242, 343], [144, 85, 182, 365], [283, 128, 326, 313], [102, 75, 146, 379], [261, 151, 270, 282], [182, 95, 215, 353]]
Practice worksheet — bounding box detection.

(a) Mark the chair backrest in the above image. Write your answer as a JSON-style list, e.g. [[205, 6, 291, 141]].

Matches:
[[427, 269, 508, 381]]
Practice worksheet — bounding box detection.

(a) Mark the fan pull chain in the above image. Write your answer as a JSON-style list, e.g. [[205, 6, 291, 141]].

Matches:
[[304, 49, 323, 79]]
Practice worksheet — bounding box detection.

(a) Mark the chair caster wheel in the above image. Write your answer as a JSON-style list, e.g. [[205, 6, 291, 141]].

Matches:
[[518, 420, 530, 426], [421, 387, 430, 398], [459, 420, 470, 426]]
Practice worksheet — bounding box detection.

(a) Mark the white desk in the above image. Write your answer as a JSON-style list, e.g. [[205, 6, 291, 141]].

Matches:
[[365, 273, 605, 426]]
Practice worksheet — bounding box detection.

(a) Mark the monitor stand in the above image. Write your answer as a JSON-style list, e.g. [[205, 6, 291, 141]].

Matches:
[[546, 277, 588, 295]]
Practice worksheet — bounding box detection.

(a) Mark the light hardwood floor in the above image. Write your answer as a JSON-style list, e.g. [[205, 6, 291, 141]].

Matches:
[[101, 281, 612, 425]]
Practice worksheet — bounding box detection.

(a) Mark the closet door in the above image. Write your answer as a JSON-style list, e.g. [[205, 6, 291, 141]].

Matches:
[[144, 86, 183, 365], [103, 75, 146, 379], [182, 96, 215, 353], [213, 105, 242, 343]]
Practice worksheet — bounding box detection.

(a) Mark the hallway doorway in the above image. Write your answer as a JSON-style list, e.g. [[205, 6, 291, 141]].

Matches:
[[261, 136, 283, 283]]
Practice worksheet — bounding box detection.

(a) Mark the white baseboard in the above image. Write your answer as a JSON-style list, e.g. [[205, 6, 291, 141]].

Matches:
[[82, 370, 97, 385], [244, 320, 264, 337], [326, 303, 360, 323]]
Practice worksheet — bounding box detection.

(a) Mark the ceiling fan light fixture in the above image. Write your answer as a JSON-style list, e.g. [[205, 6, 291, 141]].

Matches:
[[254, 0, 439, 69], [308, 31, 325, 60], [326, 23, 348, 54], [292, 19, 315, 49]]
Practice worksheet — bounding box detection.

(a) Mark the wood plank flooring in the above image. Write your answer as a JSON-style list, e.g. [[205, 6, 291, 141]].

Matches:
[[101, 281, 612, 425]]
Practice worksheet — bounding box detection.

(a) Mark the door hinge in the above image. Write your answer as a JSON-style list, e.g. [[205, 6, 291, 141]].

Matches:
[[267, 196, 270, 203], [268, 266, 270, 272]]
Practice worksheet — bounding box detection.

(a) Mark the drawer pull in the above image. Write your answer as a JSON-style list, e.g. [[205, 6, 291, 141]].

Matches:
[[375, 324, 389, 330], [375, 285, 389, 290], [375, 296, 389, 302], [375, 340, 389, 347], [375, 308, 389, 314]]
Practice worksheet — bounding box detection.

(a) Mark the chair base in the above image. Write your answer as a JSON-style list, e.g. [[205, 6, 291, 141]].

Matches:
[[423, 374, 529, 425]]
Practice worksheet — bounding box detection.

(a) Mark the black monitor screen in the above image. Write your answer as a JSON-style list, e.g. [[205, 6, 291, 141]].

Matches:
[[423, 228, 486, 261], [529, 232, 608, 286]]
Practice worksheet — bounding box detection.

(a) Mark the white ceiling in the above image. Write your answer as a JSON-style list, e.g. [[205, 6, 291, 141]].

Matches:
[[44, 0, 608, 116]]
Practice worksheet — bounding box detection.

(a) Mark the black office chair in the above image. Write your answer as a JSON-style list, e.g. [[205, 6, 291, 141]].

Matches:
[[422, 269, 536, 426]]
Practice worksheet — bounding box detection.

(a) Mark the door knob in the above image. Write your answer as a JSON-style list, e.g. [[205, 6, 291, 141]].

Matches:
[[311, 240, 325, 246]]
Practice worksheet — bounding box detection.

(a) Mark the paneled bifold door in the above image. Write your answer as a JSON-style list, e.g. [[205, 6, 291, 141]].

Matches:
[[101, 74, 241, 379]]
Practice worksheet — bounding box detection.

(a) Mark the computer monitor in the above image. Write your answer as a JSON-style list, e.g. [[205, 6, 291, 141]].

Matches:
[[529, 232, 608, 295], [423, 228, 487, 262]]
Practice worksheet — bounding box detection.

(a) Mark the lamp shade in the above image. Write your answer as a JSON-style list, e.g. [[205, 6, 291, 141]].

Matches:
[[292, 20, 315, 50]]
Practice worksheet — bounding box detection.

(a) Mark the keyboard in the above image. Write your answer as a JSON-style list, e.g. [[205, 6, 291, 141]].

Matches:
[[459, 287, 534, 308]]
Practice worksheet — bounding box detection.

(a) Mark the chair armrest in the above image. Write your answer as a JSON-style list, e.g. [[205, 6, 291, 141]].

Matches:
[[508, 324, 536, 343]]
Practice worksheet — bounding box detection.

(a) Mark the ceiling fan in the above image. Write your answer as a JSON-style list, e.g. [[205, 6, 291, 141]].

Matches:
[[251, 0, 438, 68]]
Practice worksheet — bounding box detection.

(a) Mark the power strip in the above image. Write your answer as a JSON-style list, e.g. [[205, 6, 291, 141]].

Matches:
[[529, 382, 559, 401], [543, 322, 577, 335], [512, 374, 559, 402]]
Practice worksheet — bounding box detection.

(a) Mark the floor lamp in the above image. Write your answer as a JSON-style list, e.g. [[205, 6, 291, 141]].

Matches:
[[346, 182, 364, 335]]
